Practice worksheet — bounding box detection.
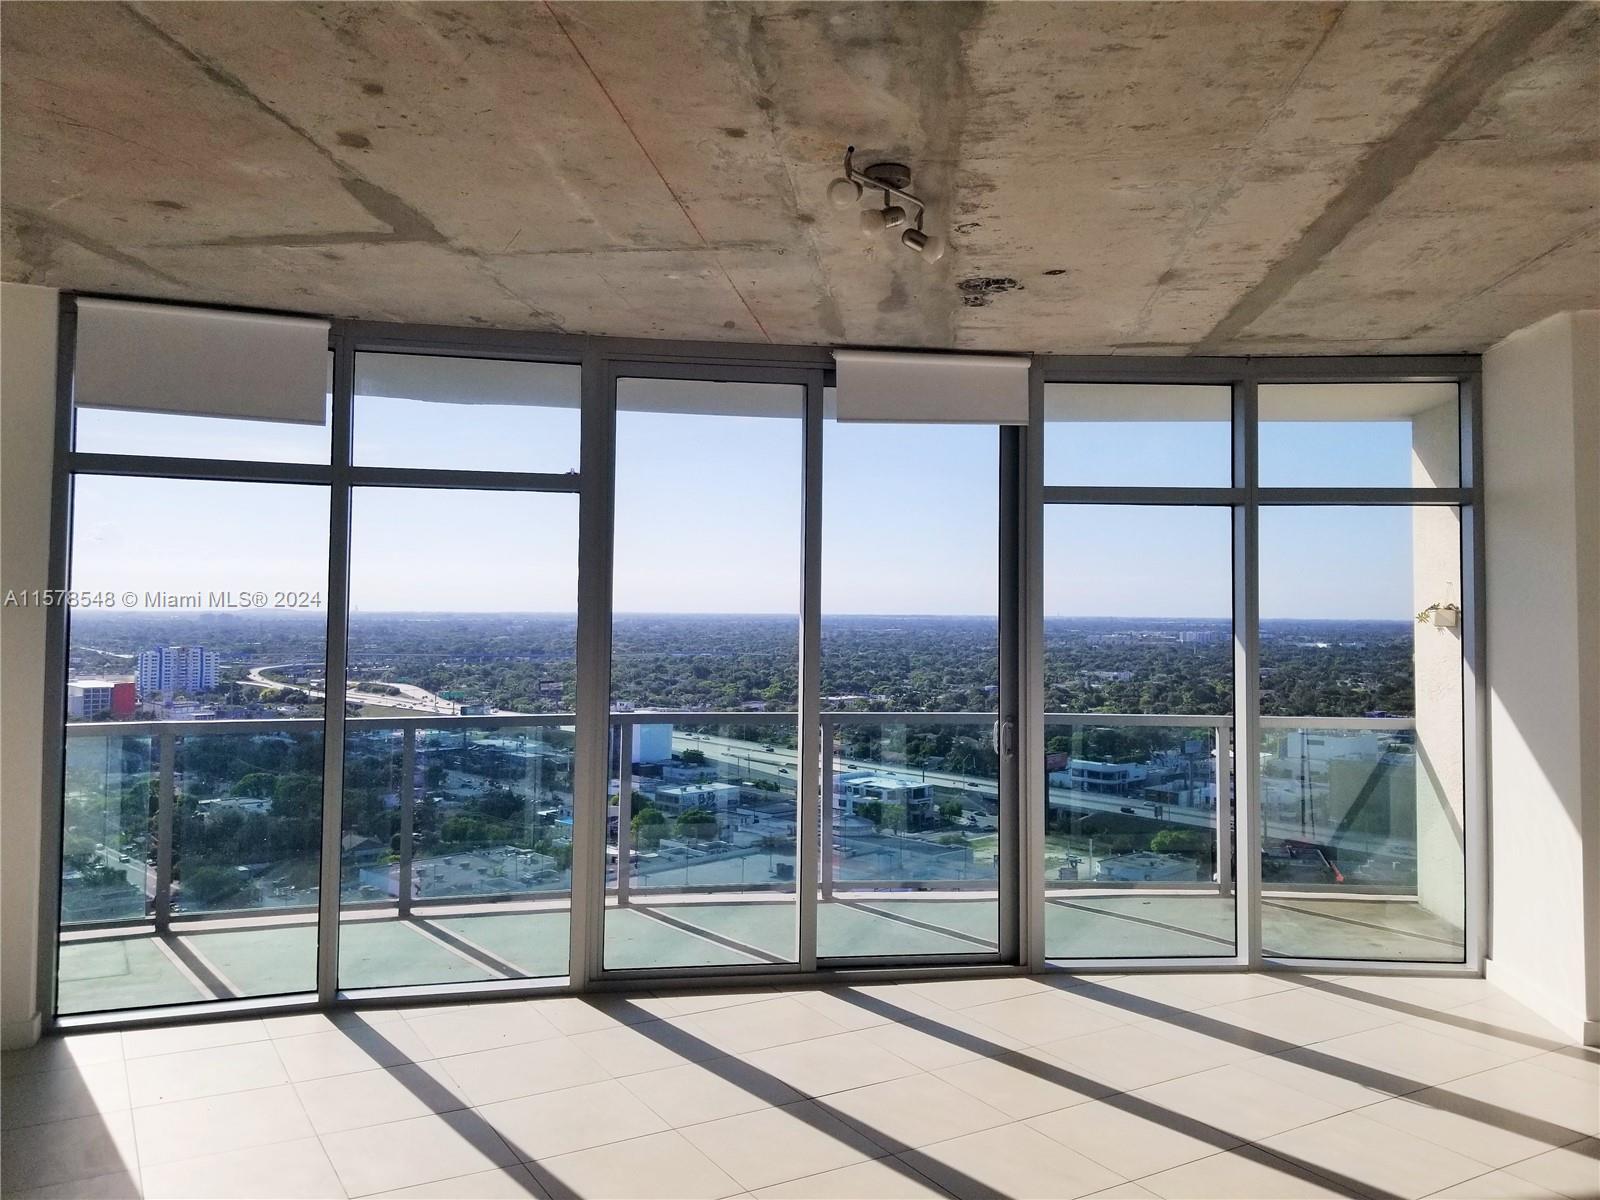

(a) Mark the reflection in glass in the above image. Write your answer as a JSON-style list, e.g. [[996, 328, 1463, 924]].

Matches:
[[1259, 382, 1460, 488], [1044, 384, 1232, 487], [354, 353, 581, 473], [1259, 506, 1464, 961]]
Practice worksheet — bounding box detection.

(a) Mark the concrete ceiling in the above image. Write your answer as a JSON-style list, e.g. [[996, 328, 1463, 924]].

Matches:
[[3, 2, 1597, 355]]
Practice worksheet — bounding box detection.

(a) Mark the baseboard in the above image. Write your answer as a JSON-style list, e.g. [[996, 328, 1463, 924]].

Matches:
[[2, 1010, 42, 1050], [1485, 956, 1594, 1045]]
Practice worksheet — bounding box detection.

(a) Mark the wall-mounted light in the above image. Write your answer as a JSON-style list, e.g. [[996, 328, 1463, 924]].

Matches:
[[828, 146, 945, 263]]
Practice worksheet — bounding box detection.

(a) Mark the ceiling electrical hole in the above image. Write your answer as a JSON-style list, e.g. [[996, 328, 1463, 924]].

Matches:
[[957, 276, 1023, 306]]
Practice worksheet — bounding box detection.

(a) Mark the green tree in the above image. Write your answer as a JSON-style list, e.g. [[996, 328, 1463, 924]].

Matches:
[[181, 864, 251, 909], [1150, 828, 1209, 859], [676, 807, 719, 840], [632, 806, 667, 851]]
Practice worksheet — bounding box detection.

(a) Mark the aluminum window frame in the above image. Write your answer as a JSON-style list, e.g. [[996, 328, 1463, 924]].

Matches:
[[37, 291, 1487, 1035], [1031, 356, 1485, 978]]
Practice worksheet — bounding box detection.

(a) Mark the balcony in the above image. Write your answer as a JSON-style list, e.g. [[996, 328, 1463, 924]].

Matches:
[[57, 710, 1460, 1015]]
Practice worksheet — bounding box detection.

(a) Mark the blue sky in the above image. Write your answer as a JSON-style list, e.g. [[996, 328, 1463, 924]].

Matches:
[[70, 399, 1438, 620]]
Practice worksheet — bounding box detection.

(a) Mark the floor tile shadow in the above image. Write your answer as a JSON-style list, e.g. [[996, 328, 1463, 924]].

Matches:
[[831, 986, 1390, 1199], [1292, 975, 1574, 1054]]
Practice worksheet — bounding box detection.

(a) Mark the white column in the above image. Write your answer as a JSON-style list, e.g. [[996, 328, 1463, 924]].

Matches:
[[1, 283, 59, 1049], [1483, 310, 1600, 1047]]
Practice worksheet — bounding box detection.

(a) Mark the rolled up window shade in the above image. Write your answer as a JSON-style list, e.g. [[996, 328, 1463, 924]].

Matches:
[[74, 299, 330, 425], [832, 349, 1030, 424], [356, 352, 580, 409]]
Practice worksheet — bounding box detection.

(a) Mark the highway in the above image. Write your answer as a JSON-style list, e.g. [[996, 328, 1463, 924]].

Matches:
[[670, 727, 1404, 854], [242, 664, 495, 716]]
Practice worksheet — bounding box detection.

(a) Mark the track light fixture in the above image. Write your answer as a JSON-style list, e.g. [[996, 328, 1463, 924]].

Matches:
[[827, 146, 945, 263], [901, 226, 945, 262]]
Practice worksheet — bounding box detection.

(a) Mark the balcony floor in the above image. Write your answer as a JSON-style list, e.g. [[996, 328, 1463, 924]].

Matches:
[[58, 892, 1464, 1016]]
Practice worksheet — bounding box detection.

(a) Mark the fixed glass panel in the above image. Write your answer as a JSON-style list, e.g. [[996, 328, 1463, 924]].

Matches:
[[1043, 505, 1234, 959], [1044, 384, 1232, 487], [340, 488, 578, 989], [820, 418, 1000, 958], [1259, 505, 1465, 961], [74, 354, 333, 464], [1259, 382, 1460, 488], [607, 378, 803, 970], [57, 476, 329, 1014], [353, 353, 581, 474], [60, 732, 156, 926]]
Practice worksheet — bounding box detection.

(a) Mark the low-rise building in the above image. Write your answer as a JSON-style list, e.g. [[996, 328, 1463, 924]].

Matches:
[[197, 796, 273, 820], [66, 679, 136, 719], [1049, 759, 1147, 795], [653, 781, 740, 814], [833, 769, 934, 818], [1094, 851, 1202, 883]]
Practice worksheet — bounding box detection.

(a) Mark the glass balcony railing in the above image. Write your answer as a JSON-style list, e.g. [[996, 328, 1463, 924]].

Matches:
[[822, 713, 1001, 895], [342, 716, 577, 913], [57, 706, 1455, 1013]]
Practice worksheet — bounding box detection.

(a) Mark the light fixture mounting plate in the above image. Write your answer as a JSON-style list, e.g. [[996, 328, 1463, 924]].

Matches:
[[862, 162, 912, 191]]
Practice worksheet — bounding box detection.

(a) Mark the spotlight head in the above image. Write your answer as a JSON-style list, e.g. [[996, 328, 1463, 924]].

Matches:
[[859, 208, 888, 237], [827, 177, 862, 209], [880, 205, 907, 230], [902, 227, 945, 262]]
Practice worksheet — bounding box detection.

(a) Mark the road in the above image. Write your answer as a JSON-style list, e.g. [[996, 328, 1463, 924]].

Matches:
[[670, 727, 1402, 854], [242, 664, 499, 716], [93, 846, 155, 897]]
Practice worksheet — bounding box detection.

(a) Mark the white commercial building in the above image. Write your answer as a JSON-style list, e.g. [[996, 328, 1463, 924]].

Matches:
[[65, 680, 116, 719], [834, 769, 934, 818], [652, 781, 740, 814], [135, 645, 218, 699]]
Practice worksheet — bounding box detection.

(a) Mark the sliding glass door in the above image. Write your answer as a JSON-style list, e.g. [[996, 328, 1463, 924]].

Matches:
[[604, 374, 806, 972], [817, 416, 1008, 963]]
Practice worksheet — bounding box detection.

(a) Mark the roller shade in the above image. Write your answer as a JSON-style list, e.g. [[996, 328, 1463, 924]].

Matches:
[[833, 350, 1030, 424], [357, 352, 579, 409], [74, 299, 330, 424]]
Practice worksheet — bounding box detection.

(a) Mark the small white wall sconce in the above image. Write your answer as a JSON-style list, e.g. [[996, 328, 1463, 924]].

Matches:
[[1416, 602, 1461, 628]]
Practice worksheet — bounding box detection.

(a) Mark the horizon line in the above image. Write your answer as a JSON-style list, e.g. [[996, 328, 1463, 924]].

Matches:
[[73, 610, 1415, 622]]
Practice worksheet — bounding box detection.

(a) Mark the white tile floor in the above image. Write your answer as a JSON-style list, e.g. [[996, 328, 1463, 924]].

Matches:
[[2, 973, 1596, 1200]]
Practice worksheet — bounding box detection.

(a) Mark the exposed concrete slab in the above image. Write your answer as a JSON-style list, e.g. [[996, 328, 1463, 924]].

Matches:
[[3, 1, 1595, 353]]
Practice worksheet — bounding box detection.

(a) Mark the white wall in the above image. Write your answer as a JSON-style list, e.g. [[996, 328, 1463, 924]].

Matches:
[[1, 283, 59, 1049], [1483, 309, 1600, 1047]]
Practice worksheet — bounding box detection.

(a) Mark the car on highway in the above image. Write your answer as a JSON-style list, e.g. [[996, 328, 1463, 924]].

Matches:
[[1119, 806, 1136, 815]]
